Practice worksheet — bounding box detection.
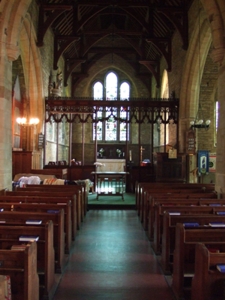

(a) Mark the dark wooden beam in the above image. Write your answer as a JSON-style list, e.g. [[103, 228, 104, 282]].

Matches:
[[37, 4, 72, 47]]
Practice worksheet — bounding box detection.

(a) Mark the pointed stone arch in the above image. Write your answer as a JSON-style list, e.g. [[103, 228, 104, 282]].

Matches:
[[20, 13, 44, 129], [179, 5, 212, 152]]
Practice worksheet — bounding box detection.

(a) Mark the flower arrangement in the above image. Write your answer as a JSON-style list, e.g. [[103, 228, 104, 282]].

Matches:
[[99, 148, 104, 154], [116, 149, 122, 156]]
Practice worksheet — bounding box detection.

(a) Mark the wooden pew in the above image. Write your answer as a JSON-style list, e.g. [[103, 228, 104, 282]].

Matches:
[[147, 193, 218, 240], [161, 212, 225, 275], [3, 190, 78, 238], [0, 198, 72, 254], [18, 184, 86, 222], [0, 241, 39, 300], [141, 188, 217, 226], [152, 204, 215, 255], [0, 210, 65, 274], [148, 198, 200, 240], [135, 182, 215, 216], [15, 185, 83, 228], [0, 221, 55, 300], [136, 181, 215, 219], [191, 243, 225, 300], [151, 199, 225, 254], [171, 223, 225, 300]]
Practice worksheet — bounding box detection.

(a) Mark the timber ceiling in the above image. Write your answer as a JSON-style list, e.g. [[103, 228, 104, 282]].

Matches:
[[37, 0, 194, 88]]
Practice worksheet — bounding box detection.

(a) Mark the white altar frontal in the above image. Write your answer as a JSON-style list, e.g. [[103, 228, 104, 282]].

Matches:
[[96, 159, 126, 172]]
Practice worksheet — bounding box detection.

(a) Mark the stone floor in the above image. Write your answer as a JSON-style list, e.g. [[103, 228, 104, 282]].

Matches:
[[53, 209, 175, 300]]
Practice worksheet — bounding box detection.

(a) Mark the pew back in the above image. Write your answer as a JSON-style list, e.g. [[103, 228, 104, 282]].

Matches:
[[0, 241, 39, 300], [0, 221, 55, 300], [0, 199, 72, 254], [161, 212, 225, 274], [172, 223, 225, 300], [3, 190, 78, 237], [191, 243, 225, 300], [0, 210, 64, 274]]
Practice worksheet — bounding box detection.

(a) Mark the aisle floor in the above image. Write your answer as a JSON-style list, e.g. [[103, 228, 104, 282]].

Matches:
[[54, 210, 175, 300]]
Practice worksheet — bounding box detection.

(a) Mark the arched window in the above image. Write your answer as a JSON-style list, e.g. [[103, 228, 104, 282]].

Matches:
[[93, 71, 130, 142], [93, 82, 103, 100]]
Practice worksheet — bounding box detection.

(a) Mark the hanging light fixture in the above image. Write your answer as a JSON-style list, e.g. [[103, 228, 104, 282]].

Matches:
[[190, 0, 210, 130], [190, 117, 211, 129], [16, 13, 39, 127], [190, 102, 211, 129]]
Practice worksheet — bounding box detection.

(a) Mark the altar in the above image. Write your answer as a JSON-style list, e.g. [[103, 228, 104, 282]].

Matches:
[[91, 171, 128, 200], [96, 159, 126, 172]]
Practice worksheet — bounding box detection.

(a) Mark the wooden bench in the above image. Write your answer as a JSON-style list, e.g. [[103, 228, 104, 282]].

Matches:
[[141, 189, 217, 226], [135, 182, 215, 216], [172, 223, 225, 300], [0, 210, 65, 274], [148, 198, 201, 240], [3, 190, 78, 238], [161, 212, 225, 275], [135, 181, 215, 220], [152, 204, 216, 255], [14, 185, 83, 229], [0, 197, 72, 254], [146, 193, 218, 240], [191, 243, 225, 300], [0, 221, 55, 300], [151, 199, 225, 254], [20, 183, 87, 221], [0, 241, 39, 300]]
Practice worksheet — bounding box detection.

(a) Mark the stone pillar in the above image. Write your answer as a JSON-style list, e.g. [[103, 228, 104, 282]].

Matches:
[[215, 63, 225, 195], [0, 47, 17, 190]]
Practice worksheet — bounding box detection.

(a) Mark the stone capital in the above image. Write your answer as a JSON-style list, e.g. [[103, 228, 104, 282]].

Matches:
[[211, 47, 225, 65], [7, 43, 20, 61]]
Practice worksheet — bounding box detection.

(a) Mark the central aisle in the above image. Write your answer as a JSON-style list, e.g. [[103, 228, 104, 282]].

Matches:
[[54, 210, 175, 300]]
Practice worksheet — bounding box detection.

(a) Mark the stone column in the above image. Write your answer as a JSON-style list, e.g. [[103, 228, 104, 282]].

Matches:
[[0, 44, 18, 190], [215, 63, 225, 195]]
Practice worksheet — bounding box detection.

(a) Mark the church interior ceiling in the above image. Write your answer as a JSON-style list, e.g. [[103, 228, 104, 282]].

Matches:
[[37, 0, 194, 88]]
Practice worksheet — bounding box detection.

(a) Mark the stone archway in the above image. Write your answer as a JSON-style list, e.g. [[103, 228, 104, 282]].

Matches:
[[179, 3, 212, 153], [19, 13, 44, 168], [0, 0, 44, 188], [0, 0, 32, 189], [201, 0, 225, 194]]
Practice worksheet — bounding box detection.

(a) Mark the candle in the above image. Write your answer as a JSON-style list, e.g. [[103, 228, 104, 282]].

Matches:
[[129, 150, 132, 161]]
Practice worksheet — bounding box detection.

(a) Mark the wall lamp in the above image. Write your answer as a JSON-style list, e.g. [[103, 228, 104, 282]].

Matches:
[[16, 117, 39, 126]]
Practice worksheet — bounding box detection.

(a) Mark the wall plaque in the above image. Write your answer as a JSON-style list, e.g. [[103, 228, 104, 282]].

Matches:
[[186, 129, 196, 154], [38, 133, 44, 149]]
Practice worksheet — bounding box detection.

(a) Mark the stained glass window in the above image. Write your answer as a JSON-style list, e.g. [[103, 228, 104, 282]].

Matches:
[[93, 72, 130, 141]]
